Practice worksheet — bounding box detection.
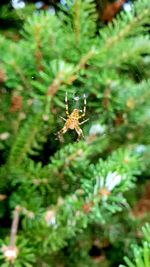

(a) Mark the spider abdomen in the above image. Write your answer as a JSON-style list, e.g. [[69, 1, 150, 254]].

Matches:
[[66, 118, 78, 129]]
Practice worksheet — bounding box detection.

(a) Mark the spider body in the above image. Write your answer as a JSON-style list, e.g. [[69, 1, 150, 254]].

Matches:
[[65, 109, 79, 130], [57, 93, 88, 141]]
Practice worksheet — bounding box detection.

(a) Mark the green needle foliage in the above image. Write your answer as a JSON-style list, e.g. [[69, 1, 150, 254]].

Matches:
[[120, 224, 150, 267], [0, 0, 150, 266]]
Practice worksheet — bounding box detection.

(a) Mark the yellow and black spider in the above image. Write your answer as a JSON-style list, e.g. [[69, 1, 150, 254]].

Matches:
[[57, 92, 89, 141]]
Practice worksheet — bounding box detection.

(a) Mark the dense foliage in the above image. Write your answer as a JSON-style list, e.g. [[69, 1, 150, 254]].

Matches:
[[0, 0, 150, 266]]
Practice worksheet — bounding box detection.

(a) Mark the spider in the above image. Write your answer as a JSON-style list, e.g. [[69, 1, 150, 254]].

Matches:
[[57, 92, 89, 141]]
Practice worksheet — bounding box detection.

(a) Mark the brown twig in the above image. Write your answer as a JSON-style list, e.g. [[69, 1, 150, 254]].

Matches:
[[9, 207, 20, 249], [34, 25, 43, 71], [101, 0, 126, 22], [73, 0, 80, 44], [2, 207, 20, 266]]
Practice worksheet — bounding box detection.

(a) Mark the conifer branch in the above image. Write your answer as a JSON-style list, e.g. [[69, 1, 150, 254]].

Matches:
[[10, 61, 33, 92], [73, 0, 80, 44], [8, 114, 44, 165]]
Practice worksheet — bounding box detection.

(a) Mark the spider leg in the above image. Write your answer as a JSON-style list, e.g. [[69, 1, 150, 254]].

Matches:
[[57, 125, 68, 139], [79, 118, 89, 125], [59, 116, 66, 121], [65, 92, 69, 117], [79, 94, 86, 119], [75, 125, 84, 141]]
